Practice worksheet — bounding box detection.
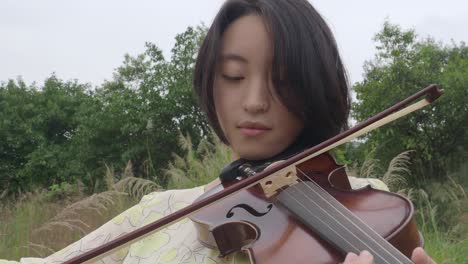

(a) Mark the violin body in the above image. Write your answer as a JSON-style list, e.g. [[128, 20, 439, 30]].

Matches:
[[190, 153, 421, 264]]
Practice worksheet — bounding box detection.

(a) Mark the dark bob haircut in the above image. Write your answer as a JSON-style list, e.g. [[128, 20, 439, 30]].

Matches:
[[193, 0, 350, 147]]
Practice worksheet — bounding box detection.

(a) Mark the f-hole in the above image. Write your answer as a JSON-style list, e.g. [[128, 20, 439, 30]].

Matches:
[[226, 204, 273, 218]]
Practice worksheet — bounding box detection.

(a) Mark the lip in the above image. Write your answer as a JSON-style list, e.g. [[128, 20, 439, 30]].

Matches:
[[238, 121, 271, 136]]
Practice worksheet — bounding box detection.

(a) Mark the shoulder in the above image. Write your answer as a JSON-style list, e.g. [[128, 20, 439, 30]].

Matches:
[[133, 186, 206, 221], [348, 176, 389, 191], [139, 186, 205, 206], [45, 186, 207, 263]]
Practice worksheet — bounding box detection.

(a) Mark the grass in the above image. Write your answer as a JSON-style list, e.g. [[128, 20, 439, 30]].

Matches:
[[0, 160, 160, 260], [1, 192, 59, 258], [417, 178, 468, 263], [347, 149, 467, 263], [423, 230, 467, 263], [0, 188, 135, 259], [163, 132, 232, 189], [415, 188, 468, 263]]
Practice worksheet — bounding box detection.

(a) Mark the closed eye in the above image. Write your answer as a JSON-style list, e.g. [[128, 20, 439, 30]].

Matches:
[[222, 74, 244, 81]]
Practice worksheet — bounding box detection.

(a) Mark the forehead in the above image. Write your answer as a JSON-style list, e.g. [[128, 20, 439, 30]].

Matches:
[[220, 15, 273, 64]]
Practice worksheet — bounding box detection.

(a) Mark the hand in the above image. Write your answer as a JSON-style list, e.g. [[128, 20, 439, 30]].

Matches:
[[343, 248, 436, 264], [411, 247, 436, 264], [343, 250, 373, 264]]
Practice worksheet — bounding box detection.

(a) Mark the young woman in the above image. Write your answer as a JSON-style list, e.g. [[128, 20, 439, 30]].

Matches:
[[1, 0, 435, 263]]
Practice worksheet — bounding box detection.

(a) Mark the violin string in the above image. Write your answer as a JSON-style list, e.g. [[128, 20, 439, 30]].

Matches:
[[269, 180, 363, 257], [292, 167, 409, 263], [291, 168, 394, 263], [269, 174, 393, 264]]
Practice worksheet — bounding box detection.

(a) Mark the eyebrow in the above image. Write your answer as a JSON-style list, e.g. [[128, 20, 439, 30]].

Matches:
[[220, 53, 248, 64]]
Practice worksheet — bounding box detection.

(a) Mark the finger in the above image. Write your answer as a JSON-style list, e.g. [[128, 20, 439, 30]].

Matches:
[[358, 250, 374, 263], [344, 252, 358, 263], [343, 251, 374, 264], [411, 247, 436, 264]]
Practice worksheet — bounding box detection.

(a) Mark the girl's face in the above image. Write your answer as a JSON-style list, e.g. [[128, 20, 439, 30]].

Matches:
[[214, 15, 304, 160]]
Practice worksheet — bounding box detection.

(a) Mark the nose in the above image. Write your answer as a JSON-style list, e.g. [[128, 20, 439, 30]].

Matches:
[[242, 77, 270, 113]]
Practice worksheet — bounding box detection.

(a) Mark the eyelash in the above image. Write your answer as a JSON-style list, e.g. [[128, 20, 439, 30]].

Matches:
[[221, 74, 244, 81]]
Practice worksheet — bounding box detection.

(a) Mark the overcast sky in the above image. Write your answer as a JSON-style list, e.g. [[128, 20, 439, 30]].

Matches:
[[1, 0, 467, 87]]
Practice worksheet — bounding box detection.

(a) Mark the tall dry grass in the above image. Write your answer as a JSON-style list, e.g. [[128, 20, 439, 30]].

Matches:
[[0, 161, 161, 259], [0, 133, 227, 260], [352, 149, 468, 263], [164, 132, 232, 189]]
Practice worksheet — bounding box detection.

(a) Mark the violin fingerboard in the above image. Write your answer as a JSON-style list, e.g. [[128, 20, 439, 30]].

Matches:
[[277, 181, 413, 264]]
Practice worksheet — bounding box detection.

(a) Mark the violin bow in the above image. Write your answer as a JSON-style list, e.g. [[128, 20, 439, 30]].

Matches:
[[64, 84, 443, 264]]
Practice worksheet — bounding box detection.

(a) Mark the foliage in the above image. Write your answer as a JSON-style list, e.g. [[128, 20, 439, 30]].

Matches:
[[44, 182, 79, 201], [351, 150, 467, 263], [68, 25, 209, 190], [165, 132, 232, 189], [0, 26, 209, 196], [352, 21, 468, 180], [0, 130, 225, 260], [349, 24, 468, 261], [421, 230, 468, 264], [111, 161, 161, 200], [0, 76, 93, 194], [413, 178, 467, 263], [0, 163, 158, 259]]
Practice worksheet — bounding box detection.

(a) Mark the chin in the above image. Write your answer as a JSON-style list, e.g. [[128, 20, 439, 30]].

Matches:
[[237, 148, 279, 161]]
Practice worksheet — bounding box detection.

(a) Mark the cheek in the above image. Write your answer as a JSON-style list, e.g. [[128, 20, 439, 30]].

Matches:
[[213, 84, 231, 140], [214, 80, 238, 116], [276, 109, 304, 145]]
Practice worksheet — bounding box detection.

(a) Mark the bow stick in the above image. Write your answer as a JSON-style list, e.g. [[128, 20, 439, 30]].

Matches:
[[65, 84, 443, 264]]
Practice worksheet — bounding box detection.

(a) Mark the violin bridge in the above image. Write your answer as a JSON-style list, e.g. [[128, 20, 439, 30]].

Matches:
[[258, 166, 299, 198]]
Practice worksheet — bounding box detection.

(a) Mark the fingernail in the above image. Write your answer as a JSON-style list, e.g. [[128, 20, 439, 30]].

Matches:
[[345, 252, 358, 261]]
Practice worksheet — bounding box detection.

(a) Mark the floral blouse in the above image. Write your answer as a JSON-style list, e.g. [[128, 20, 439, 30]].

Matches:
[[0, 177, 388, 264]]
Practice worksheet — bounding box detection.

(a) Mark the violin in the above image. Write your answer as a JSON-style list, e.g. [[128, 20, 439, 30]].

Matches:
[[64, 84, 443, 264], [190, 152, 421, 263]]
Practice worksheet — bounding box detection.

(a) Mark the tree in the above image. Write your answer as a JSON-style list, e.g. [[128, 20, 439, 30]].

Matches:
[[352, 22, 468, 181], [165, 25, 210, 143], [70, 25, 210, 188], [0, 25, 211, 195], [0, 76, 93, 193], [0, 79, 38, 193]]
